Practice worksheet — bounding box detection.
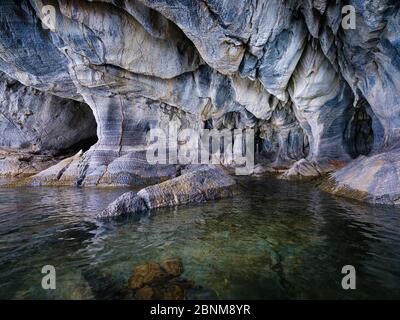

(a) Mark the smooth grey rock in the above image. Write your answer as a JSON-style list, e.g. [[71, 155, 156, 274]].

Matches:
[[289, 43, 354, 163], [98, 166, 236, 218], [99, 191, 148, 218], [322, 148, 400, 206], [280, 159, 321, 181]]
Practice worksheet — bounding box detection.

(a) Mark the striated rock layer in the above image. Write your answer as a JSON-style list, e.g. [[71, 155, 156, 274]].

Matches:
[[0, 1, 399, 206], [98, 166, 237, 218]]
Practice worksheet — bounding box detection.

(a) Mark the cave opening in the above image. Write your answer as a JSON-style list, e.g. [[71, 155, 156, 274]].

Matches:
[[344, 100, 374, 159], [60, 135, 98, 155], [52, 102, 98, 157]]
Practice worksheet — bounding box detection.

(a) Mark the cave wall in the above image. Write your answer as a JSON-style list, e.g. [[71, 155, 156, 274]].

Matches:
[[0, 72, 97, 153], [0, 0, 399, 204]]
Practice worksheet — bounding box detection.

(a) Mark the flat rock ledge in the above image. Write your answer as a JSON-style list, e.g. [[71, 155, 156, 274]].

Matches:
[[280, 159, 322, 181], [0, 148, 63, 180], [280, 158, 348, 181], [320, 148, 400, 206], [97, 166, 237, 219]]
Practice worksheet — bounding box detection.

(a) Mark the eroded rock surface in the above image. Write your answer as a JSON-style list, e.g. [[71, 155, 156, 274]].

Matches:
[[0, 71, 97, 177], [0, 149, 61, 178], [0, 1, 399, 205], [0, 72, 97, 153], [321, 148, 400, 206], [98, 166, 236, 218]]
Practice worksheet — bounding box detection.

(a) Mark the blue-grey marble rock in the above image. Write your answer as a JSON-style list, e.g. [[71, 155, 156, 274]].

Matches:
[[0, 72, 96, 153], [98, 166, 236, 218], [322, 147, 400, 206], [0, 0, 399, 206]]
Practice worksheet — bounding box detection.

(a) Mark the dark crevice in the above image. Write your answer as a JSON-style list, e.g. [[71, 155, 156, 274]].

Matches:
[[344, 100, 374, 159], [55, 136, 98, 156], [51, 103, 98, 157]]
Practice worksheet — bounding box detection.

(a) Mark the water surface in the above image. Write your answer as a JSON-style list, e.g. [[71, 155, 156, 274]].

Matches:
[[0, 178, 400, 299]]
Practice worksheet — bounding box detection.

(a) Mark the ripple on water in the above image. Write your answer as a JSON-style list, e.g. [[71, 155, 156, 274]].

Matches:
[[0, 179, 400, 299]]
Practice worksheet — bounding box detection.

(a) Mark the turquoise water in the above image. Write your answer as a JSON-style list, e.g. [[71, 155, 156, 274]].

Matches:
[[0, 178, 400, 299]]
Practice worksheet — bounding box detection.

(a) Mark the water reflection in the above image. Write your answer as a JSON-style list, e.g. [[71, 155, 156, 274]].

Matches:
[[0, 178, 399, 299]]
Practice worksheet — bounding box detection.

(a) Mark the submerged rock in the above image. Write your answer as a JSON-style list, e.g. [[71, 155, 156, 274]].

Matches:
[[82, 268, 134, 300], [128, 262, 169, 289], [134, 283, 187, 300], [160, 259, 184, 278], [128, 259, 195, 300], [98, 166, 236, 218], [161, 284, 185, 300], [134, 286, 160, 300]]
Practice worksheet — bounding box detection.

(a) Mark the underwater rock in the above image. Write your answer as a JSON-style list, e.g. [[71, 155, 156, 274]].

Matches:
[[134, 282, 190, 300], [134, 286, 160, 300], [129, 259, 195, 300], [128, 262, 169, 289], [162, 284, 185, 300], [160, 259, 184, 278], [82, 268, 134, 300]]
